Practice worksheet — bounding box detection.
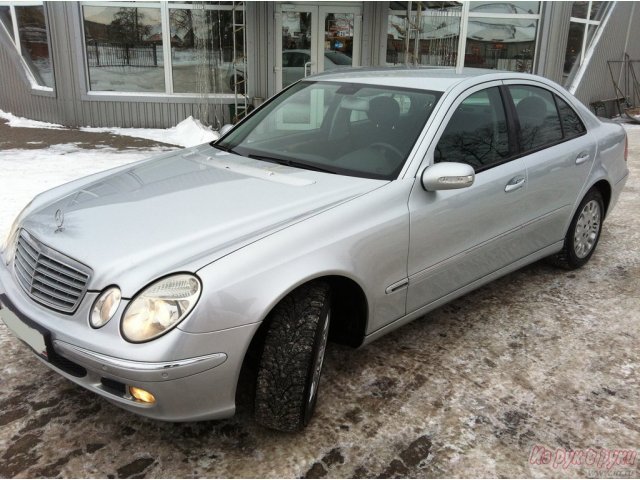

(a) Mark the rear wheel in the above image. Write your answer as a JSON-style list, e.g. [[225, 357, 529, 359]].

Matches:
[[551, 188, 604, 269], [254, 281, 331, 432]]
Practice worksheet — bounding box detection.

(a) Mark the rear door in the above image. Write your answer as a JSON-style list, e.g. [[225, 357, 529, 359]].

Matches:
[[504, 82, 595, 250]]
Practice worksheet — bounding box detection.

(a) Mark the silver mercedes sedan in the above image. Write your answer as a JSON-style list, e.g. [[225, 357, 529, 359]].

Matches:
[[0, 69, 629, 431]]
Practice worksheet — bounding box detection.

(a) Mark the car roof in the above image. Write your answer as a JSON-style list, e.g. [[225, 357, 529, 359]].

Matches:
[[305, 67, 546, 92]]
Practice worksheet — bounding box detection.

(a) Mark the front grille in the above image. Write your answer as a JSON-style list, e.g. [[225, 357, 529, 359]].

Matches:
[[13, 230, 91, 314]]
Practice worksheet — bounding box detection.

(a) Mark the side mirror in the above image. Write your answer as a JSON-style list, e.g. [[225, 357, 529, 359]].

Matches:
[[421, 162, 475, 191], [219, 124, 234, 136]]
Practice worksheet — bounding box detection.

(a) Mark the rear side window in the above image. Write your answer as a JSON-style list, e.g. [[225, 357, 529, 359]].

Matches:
[[435, 87, 509, 171], [555, 95, 586, 138], [510, 85, 562, 151]]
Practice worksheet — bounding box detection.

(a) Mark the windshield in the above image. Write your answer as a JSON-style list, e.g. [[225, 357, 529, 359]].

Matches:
[[216, 81, 441, 180]]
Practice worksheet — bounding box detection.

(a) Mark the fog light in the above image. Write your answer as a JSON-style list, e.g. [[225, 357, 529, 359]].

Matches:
[[129, 386, 156, 404]]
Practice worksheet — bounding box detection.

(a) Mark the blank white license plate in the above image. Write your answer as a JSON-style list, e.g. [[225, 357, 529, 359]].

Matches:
[[0, 306, 48, 359]]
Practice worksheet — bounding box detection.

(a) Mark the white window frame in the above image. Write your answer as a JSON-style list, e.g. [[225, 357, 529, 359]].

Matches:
[[567, 1, 608, 68], [0, 0, 55, 92], [566, 1, 614, 93], [79, 1, 245, 98]]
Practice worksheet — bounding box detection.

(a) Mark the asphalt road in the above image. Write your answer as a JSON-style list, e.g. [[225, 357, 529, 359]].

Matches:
[[1, 124, 638, 478]]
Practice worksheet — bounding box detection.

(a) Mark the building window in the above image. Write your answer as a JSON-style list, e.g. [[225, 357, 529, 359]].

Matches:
[[0, 5, 13, 41], [81, 2, 245, 96], [387, 2, 462, 67], [169, 7, 244, 94], [465, 2, 539, 72], [563, 1, 610, 85], [83, 5, 165, 93], [0, 1, 54, 90], [386, 1, 540, 73]]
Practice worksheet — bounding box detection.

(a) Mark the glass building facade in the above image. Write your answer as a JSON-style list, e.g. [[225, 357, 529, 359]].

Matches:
[[0, 1, 627, 128]]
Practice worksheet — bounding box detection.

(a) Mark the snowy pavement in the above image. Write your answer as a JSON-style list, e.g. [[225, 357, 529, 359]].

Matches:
[[0, 118, 639, 478]]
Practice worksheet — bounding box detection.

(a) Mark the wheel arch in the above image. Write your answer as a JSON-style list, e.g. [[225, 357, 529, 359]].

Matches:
[[234, 274, 369, 408], [591, 179, 612, 218]]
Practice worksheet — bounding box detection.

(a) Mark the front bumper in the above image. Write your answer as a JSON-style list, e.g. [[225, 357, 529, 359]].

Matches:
[[0, 259, 260, 422]]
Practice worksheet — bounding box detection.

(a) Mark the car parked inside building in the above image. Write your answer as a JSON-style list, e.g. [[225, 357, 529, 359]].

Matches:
[[0, 68, 629, 431]]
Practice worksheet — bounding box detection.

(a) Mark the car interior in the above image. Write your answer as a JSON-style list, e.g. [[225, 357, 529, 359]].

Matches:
[[233, 85, 440, 179]]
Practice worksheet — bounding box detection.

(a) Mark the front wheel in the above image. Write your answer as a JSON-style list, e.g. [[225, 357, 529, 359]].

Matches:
[[551, 188, 604, 269], [254, 281, 331, 432]]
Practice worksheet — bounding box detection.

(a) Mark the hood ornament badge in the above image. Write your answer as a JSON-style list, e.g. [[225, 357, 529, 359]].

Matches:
[[54, 209, 65, 233]]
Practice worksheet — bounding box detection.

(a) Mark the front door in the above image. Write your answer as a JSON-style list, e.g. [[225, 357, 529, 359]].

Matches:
[[276, 4, 362, 90], [406, 82, 530, 313]]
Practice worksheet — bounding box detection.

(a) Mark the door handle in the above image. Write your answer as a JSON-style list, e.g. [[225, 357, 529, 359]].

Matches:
[[505, 175, 526, 192], [575, 152, 590, 165]]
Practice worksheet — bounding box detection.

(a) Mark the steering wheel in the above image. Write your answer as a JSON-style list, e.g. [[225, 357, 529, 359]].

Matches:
[[370, 142, 404, 161]]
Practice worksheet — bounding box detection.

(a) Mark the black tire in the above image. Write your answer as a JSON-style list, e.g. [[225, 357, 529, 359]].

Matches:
[[254, 281, 331, 432], [550, 188, 604, 269]]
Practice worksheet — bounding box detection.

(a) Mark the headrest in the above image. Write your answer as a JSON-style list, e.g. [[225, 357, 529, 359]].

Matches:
[[516, 96, 547, 124], [367, 96, 400, 128]]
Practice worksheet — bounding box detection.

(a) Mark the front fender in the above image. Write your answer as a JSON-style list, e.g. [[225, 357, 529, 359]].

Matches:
[[178, 179, 414, 335]]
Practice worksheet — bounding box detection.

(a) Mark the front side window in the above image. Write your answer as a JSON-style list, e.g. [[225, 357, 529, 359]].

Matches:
[[217, 81, 440, 180], [509, 85, 562, 151], [435, 87, 509, 171], [0, 2, 54, 89]]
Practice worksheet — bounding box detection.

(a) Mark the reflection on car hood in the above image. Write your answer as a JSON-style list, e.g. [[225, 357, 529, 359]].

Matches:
[[20, 146, 385, 294]]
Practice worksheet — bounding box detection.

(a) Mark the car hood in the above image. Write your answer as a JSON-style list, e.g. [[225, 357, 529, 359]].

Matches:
[[20, 145, 385, 295]]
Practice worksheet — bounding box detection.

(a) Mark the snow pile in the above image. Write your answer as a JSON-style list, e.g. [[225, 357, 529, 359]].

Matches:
[[0, 110, 220, 147], [81, 116, 220, 148], [0, 110, 65, 130]]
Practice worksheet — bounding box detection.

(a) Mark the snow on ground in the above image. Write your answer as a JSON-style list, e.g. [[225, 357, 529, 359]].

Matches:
[[81, 116, 220, 147], [0, 110, 219, 147], [0, 144, 168, 241]]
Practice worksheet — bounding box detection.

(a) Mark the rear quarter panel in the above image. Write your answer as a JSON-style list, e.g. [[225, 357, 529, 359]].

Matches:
[[582, 117, 629, 216]]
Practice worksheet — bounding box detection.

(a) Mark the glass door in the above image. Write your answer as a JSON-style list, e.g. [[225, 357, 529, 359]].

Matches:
[[276, 4, 362, 90], [319, 6, 361, 74], [279, 5, 316, 89]]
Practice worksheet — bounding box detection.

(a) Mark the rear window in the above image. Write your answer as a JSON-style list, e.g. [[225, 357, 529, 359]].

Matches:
[[555, 95, 586, 139]]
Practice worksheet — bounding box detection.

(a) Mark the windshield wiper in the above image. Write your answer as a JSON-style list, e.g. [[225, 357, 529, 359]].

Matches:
[[247, 154, 336, 174], [211, 143, 238, 155]]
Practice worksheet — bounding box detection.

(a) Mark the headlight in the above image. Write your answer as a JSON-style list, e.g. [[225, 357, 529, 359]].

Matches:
[[121, 274, 201, 343], [90, 287, 121, 328], [1, 222, 20, 265], [1, 202, 32, 265]]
